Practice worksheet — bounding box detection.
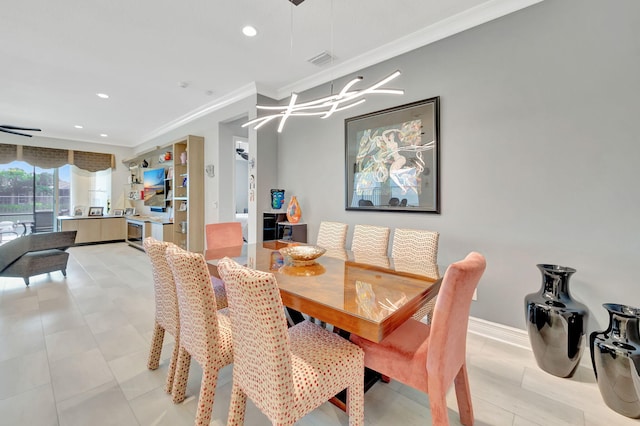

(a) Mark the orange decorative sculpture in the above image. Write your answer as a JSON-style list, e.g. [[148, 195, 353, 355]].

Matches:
[[286, 196, 301, 223]]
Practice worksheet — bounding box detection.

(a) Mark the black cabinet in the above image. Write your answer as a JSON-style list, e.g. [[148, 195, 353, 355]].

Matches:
[[263, 213, 307, 242], [263, 212, 286, 241]]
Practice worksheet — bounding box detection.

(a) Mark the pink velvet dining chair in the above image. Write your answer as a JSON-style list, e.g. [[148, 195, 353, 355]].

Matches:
[[165, 245, 234, 426], [205, 222, 244, 308], [217, 257, 365, 426], [205, 221, 243, 250], [142, 237, 181, 395], [350, 251, 486, 426]]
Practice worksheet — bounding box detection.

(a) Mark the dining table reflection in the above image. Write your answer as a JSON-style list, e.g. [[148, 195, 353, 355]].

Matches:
[[205, 241, 442, 343]]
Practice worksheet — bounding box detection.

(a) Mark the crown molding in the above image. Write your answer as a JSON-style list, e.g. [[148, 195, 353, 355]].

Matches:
[[277, 0, 544, 99], [139, 82, 258, 144]]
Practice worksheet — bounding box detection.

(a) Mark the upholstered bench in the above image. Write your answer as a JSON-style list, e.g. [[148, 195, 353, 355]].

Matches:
[[0, 231, 77, 286]]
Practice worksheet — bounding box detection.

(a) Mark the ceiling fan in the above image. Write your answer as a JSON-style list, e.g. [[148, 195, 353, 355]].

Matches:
[[236, 148, 249, 160], [0, 124, 42, 137]]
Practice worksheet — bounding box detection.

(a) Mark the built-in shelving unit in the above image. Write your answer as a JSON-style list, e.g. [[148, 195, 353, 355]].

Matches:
[[171, 135, 204, 252]]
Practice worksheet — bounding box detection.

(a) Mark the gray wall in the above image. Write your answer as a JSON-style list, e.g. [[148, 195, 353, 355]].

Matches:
[[275, 0, 640, 331]]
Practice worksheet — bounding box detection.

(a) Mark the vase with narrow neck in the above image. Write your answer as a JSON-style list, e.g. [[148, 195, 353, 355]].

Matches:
[[524, 264, 588, 378], [590, 303, 640, 418], [286, 196, 301, 224]]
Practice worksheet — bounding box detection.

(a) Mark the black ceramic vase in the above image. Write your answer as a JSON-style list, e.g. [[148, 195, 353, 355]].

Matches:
[[590, 303, 640, 418], [524, 264, 588, 378]]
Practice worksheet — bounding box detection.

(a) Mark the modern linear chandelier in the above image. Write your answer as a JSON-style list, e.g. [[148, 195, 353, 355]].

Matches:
[[243, 70, 404, 133]]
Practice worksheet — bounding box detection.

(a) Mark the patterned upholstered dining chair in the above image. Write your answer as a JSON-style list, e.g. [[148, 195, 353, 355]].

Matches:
[[350, 224, 390, 257], [350, 252, 486, 426], [165, 245, 234, 426], [316, 221, 348, 250], [142, 237, 181, 395], [391, 228, 440, 322], [217, 257, 365, 426]]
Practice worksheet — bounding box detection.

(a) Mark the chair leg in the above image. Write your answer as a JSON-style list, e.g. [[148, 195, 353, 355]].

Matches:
[[454, 364, 474, 426], [346, 380, 364, 426], [226, 381, 248, 426], [172, 346, 191, 403], [62, 269, 67, 277], [195, 366, 219, 426], [164, 338, 180, 394], [147, 323, 165, 370], [428, 385, 450, 426], [23, 277, 29, 286]]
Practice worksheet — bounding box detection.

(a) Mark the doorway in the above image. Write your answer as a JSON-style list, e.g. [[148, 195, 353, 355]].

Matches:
[[234, 137, 249, 241]]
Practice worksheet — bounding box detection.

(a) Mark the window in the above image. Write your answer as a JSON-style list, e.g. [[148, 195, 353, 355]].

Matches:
[[0, 161, 109, 228]]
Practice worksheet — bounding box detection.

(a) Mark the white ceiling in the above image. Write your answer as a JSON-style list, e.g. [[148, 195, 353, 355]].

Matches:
[[0, 0, 540, 148]]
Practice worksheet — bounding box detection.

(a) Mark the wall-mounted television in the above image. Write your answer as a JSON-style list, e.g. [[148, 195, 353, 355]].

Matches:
[[143, 168, 165, 209]]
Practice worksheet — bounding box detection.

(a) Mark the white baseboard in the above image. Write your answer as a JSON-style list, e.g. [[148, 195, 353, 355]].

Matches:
[[468, 316, 592, 368]]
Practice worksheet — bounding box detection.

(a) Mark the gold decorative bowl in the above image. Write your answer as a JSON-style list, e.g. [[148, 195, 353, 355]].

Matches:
[[279, 245, 326, 266], [280, 263, 326, 276]]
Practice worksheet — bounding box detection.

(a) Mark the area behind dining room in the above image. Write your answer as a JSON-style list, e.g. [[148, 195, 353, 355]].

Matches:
[[0, 242, 634, 426]]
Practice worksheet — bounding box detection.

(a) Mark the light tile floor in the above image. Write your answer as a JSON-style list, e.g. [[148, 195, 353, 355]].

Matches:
[[0, 242, 636, 425]]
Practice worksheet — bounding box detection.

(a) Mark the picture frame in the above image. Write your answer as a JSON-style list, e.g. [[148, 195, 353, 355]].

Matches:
[[88, 206, 104, 217], [124, 207, 135, 216], [113, 209, 124, 216], [345, 97, 440, 213], [73, 206, 85, 216], [178, 201, 187, 211]]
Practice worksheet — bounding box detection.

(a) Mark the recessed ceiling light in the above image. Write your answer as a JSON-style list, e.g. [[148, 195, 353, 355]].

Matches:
[[100, 133, 108, 137], [74, 125, 83, 129], [242, 26, 257, 37], [96, 93, 109, 99]]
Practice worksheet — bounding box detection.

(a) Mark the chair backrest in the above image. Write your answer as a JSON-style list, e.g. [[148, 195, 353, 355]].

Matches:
[[166, 245, 223, 365], [391, 228, 439, 263], [29, 231, 77, 252], [205, 222, 243, 250], [217, 257, 293, 416], [316, 221, 348, 250], [34, 210, 54, 233], [0, 233, 29, 272], [351, 224, 390, 256], [427, 252, 486, 388], [0, 221, 15, 232], [143, 237, 179, 336]]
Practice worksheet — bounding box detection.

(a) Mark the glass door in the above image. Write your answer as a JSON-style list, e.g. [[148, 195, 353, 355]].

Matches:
[[0, 162, 71, 233]]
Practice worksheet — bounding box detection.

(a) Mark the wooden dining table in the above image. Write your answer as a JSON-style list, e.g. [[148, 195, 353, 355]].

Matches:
[[205, 240, 443, 343]]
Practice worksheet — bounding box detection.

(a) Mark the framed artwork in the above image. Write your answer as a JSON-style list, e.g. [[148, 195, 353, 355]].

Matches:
[[124, 207, 136, 216], [345, 97, 440, 213], [88, 206, 104, 216], [113, 209, 124, 216], [73, 206, 85, 216]]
